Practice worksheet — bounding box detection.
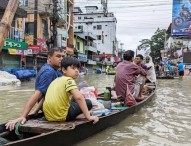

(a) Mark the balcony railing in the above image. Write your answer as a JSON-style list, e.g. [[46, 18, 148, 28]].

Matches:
[[85, 32, 97, 40], [85, 45, 97, 53], [8, 27, 25, 42], [85, 41, 97, 48]]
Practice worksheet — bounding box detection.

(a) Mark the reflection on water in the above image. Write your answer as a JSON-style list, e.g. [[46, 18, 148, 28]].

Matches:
[[1, 74, 191, 146]]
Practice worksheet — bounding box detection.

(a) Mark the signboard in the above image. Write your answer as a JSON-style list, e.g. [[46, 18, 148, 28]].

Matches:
[[87, 59, 96, 65], [37, 38, 48, 51], [78, 53, 87, 62], [8, 49, 25, 56], [3, 38, 28, 50], [172, 0, 191, 36], [8, 49, 18, 55], [28, 45, 41, 54], [183, 52, 191, 64]]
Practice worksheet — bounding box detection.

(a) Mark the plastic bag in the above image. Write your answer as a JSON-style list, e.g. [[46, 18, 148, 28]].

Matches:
[[80, 86, 98, 98], [80, 86, 99, 106], [124, 84, 136, 106]]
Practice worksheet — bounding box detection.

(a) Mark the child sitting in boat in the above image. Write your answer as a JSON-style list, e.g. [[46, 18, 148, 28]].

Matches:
[[43, 56, 99, 124]]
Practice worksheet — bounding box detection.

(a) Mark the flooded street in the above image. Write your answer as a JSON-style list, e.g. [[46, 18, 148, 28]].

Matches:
[[1, 74, 191, 146]]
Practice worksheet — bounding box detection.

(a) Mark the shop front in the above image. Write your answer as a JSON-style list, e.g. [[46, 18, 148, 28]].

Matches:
[[0, 38, 28, 69]]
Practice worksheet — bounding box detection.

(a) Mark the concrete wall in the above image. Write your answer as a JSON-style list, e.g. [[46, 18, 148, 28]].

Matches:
[[74, 12, 117, 55], [74, 37, 85, 53]]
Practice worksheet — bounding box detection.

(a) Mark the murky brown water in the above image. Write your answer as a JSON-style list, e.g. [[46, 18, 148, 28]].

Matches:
[[1, 74, 191, 146]]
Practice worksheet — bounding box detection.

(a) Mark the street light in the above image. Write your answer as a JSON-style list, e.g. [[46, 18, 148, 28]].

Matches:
[[120, 43, 124, 61], [120, 43, 124, 49]]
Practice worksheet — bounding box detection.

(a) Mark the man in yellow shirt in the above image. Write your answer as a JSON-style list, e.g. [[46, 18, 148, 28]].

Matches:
[[43, 56, 99, 123]]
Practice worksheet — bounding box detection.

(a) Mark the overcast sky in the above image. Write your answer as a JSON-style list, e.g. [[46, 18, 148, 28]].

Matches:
[[75, 0, 173, 53]]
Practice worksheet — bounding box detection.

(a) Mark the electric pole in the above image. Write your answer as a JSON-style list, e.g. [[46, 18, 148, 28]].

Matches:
[[34, 0, 38, 45], [0, 0, 20, 53], [52, 0, 59, 47], [67, 0, 74, 50], [33, 0, 38, 73]]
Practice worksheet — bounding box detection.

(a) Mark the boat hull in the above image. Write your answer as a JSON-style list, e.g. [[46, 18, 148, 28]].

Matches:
[[157, 76, 174, 79]]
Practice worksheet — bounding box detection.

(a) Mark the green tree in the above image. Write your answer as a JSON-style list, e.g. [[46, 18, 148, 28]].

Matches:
[[138, 28, 166, 63]]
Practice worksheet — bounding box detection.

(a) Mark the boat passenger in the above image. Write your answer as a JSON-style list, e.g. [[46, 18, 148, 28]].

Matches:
[[135, 54, 147, 71], [177, 61, 185, 79], [155, 64, 160, 77], [145, 56, 156, 83], [135, 54, 150, 96], [115, 50, 147, 103], [43, 56, 99, 123], [106, 65, 110, 74], [6, 47, 65, 131], [186, 67, 191, 76]]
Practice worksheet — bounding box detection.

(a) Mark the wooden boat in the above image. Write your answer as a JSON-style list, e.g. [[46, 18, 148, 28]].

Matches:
[[106, 72, 116, 75], [157, 76, 179, 79], [0, 83, 156, 146], [157, 76, 174, 79]]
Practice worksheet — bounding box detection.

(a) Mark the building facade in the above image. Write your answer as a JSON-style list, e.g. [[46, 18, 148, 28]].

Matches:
[[74, 6, 117, 57], [0, 0, 27, 69]]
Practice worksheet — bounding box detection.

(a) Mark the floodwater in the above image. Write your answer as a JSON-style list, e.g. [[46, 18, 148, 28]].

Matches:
[[1, 74, 191, 146]]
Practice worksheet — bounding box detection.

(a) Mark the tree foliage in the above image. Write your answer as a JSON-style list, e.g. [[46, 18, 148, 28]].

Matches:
[[138, 28, 166, 63]]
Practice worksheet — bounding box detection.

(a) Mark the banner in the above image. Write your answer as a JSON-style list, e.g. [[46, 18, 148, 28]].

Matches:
[[37, 38, 48, 51], [28, 45, 41, 54], [8, 49, 18, 55], [172, 0, 191, 36]]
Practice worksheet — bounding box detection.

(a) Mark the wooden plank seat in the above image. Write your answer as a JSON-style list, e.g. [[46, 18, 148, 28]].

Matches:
[[20, 109, 122, 134], [20, 118, 79, 134]]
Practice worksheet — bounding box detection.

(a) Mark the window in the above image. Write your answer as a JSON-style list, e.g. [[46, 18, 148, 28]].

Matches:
[[97, 25, 102, 30], [105, 25, 108, 26], [25, 22, 34, 35], [93, 26, 96, 30], [25, 0, 28, 6], [97, 35, 101, 40], [78, 25, 83, 30], [98, 16, 101, 18], [76, 42, 80, 51], [20, 0, 28, 6], [84, 17, 93, 19], [42, 19, 48, 39], [78, 17, 81, 20]]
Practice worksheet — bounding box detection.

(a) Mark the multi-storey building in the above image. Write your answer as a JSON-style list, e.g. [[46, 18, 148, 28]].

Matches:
[[19, 0, 51, 46], [19, 0, 52, 70], [74, 6, 118, 62]]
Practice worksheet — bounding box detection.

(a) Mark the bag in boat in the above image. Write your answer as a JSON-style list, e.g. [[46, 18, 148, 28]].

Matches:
[[124, 84, 136, 106], [80, 86, 99, 106]]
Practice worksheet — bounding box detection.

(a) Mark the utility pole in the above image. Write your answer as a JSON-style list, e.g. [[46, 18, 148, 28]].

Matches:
[[52, 0, 59, 47], [112, 41, 115, 56], [34, 0, 38, 45], [67, 0, 74, 51], [0, 0, 20, 53], [120, 43, 124, 61], [33, 0, 38, 73]]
